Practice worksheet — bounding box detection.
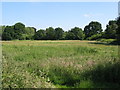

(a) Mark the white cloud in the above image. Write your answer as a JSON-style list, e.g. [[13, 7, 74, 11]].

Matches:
[[84, 13, 104, 18], [84, 14, 92, 18]]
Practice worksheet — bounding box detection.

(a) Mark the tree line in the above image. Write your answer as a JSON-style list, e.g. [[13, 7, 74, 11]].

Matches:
[[0, 18, 119, 41]]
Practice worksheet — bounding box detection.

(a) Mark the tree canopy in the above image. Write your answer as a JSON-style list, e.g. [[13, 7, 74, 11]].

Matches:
[[34, 29, 46, 40], [66, 27, 85, 40], [84, 21, 103, 39], [103, 20, 118, 39], [1, 19, 119, 41], [55, 27, 64, 40]]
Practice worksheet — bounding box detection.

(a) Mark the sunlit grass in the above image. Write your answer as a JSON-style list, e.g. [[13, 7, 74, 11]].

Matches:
[[2, 40, 119, 88]]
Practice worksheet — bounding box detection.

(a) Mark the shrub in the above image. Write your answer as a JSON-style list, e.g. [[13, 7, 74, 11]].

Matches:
[[86, 34, 102, 40], [99, 39, 116, 43]]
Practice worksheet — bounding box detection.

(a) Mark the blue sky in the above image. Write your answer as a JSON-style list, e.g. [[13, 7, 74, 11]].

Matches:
[[2, 2, 118, 31]]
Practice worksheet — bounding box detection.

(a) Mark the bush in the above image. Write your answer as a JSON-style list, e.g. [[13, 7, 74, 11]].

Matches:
[[86, 34, 102, 40], [98, 39, 116, 43]]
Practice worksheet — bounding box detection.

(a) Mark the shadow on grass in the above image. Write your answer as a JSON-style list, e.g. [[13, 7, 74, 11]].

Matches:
[[48, 60, 120, 88], [48, 66, 81, 87], [82, 61, 120, 88], [89, 41, 118, 46]]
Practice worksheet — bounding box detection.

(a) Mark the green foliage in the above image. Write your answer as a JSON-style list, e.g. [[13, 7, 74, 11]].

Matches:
[[2, 23, 37, 40], [1, 19, 118, 41], [2, 26, 15, 40], [62, 31, 67, 40], [34, 29, 46, 40], [116, 17, 120, 45], [48, 66, 80, 86], [14, 22, 25, 33], [46, 27, 55, 40], [103, 20, 118, 39], [24, 27, 36, 40], [98, 39, 116, 43], [84, 21, 103, 39], [55, 27, 64, 40], [65, 27, 85, 40], [14, 22, 26, 40], [0, 25, 6, 38], [25, 27, 36, 35], [87, 34, 102, 40], [83, 60, 120, 84], [70, 27, 85, 40], [65, 31, 75, 40]]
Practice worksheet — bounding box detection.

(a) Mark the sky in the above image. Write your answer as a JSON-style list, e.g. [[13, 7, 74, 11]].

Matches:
[[2, 2, 118, 31]]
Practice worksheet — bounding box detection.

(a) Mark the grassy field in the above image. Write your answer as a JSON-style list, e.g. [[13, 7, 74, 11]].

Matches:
[[2, 40, 120, 88]]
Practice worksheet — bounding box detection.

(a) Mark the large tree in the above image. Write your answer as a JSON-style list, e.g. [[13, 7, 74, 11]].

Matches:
[[2, 26, 15, 40], [70, 27, 85, 40], [34, 29, 46, 40], [116, 17, 120, 45], [14, 22, 25, 40], [0, 25, 6, 40], [65, 31, 75, 40], [84, 21, 103, 39], [55, 27, 64, 40], [2, 23, 37, 40], [22, 27, 36, 40], [65, 27, 85, 40], [46, 27, 55, 40], [104, 20, 118, 39]]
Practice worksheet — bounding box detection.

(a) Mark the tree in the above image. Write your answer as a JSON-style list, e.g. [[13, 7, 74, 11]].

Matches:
[[116, 17, 120, 44], [2, 23, 37, 40], [71, 27, 85, 40], [87, 33, 102, 40], [84, 21, 103, 39], [104, 20, 118, 39], [62, 31, 67, 40], [2, 26, 15, 40], [0, 25, 6, 40], [23, 27, 36, 40], [14, 22, 25, 33], [31, 27, 37, 33], [34, 29, 46, 40], [14, 22, 25, 40], [55, 27, 64, 40], [65, 27, 85, 40], [46, 27, 55, 40], [65, 31, 75, 40]]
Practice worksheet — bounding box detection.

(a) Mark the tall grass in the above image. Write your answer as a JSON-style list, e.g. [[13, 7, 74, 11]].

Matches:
[[2, 40, 119, 88]]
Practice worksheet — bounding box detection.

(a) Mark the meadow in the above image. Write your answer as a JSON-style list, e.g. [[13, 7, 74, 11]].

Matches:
[[2, 40, 120, 88]]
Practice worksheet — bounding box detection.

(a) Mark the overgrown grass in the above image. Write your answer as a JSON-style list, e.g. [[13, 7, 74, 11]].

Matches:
[[2, 40, 119, 88]]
